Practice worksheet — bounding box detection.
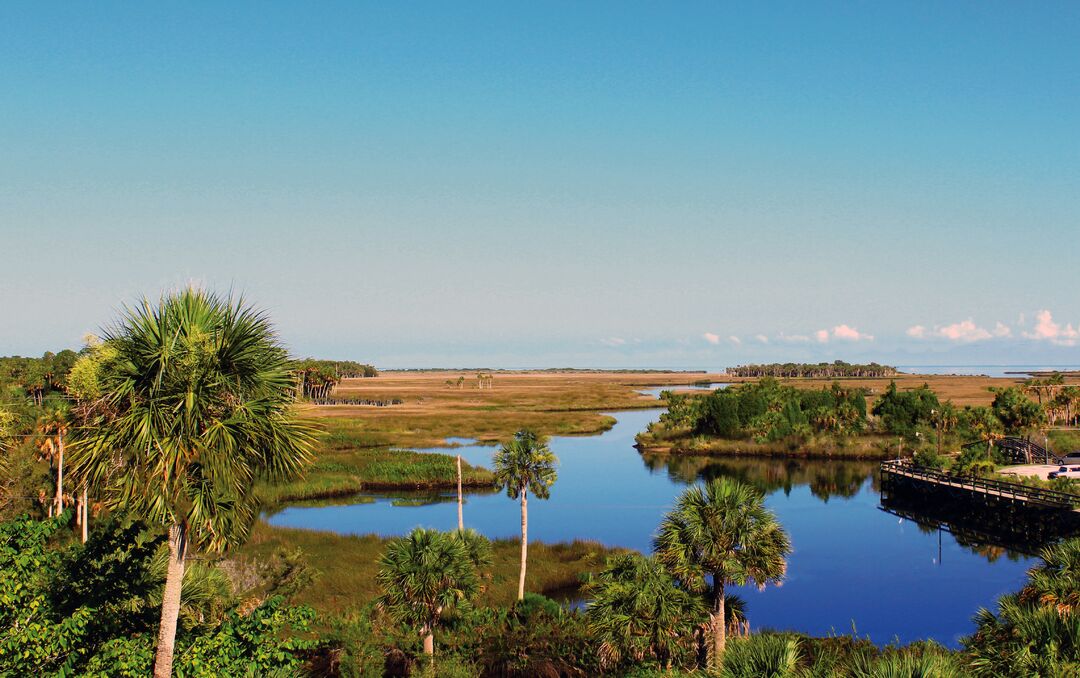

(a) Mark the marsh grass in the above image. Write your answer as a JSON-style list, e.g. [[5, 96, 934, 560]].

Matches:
[[255, 446, 495, 505], [239, 522, 628, 613]]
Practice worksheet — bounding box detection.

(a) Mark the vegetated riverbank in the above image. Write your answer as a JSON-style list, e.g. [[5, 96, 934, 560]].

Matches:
[[239, 522, 629, 613], [635, 427, 899, 459]]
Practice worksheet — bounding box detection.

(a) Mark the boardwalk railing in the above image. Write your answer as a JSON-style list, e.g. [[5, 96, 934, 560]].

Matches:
[[961, 436, 1063, 465], [880, 459, 1080, 509]]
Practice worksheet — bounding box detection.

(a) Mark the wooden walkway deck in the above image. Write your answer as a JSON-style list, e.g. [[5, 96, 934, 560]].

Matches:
[[880, 459, 1080, 511]]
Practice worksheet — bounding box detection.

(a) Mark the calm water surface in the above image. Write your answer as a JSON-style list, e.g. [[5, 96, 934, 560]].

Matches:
[[268, 409, 1034, 647]]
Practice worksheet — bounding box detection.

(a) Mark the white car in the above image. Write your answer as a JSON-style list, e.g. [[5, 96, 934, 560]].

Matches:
[[1048, 466, 1080, 479]]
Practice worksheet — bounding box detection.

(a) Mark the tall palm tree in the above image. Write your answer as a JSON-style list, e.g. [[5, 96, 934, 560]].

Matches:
[[36, 405, 71, 518], [376, 528, 490, 662], [493, 429, 558, 600], [654, 478, 791, 668], [585, 553, 705, 670], [69, 289, 315, 678]]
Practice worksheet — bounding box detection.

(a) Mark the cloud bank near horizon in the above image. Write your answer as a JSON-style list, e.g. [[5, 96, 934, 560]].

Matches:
[[691, 309, 1080, 360]]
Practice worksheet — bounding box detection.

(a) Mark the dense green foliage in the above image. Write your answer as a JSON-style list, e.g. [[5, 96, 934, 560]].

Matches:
[[0, 514, 317, 677], [584, 553, 705, 670], [871, 381, 940, 437], [670, 379, 869, 441], [658, 377, 1075, 461]]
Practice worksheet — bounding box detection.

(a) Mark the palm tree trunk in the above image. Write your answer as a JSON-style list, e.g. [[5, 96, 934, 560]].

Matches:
[[422, 622, 434, 663], [709, 576, 726, 668], [518, 488, 528, 601], [55, 434, 64, 516], [154, 522, 188, 678], [80, 486, 88, 543], [456, 455, 464, 531]]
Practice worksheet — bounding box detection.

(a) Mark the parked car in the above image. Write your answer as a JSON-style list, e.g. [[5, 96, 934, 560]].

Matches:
[[1048, 466, 1080, 479]]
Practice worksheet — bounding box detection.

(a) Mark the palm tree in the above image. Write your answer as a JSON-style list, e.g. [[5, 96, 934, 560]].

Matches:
[[69, 289, 315, 678], [493, 429, 558, 600], [654, 478, 791, 668], [376, 528, 490, 662], [966, 538, 1080, 675], [1019, 539, 1080, 615], [36, 405, 71, 518], [456, 453, 464, 531], [585, 553, 705, 670]]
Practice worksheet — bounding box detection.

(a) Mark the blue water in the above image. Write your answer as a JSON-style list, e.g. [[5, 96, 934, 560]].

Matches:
[[636, 382, 730, 398], [268, 409, 1034, 647]]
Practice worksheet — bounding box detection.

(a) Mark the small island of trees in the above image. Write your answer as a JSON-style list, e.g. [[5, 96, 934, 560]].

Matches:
[[726, 361, 898, 379]]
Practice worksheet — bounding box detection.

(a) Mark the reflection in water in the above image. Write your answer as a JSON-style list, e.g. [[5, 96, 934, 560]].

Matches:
[[880, 504, 1029, 564], [639, 453, 877, 503], [267, 408, 1036, 646]]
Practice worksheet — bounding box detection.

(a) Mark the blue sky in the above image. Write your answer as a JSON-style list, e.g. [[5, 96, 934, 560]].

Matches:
[[1, 2, 1078, 368]]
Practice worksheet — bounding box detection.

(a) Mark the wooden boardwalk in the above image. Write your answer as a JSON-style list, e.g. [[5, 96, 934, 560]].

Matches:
[[961, 436, 1063, 465], [880, 459, 1080, 511]]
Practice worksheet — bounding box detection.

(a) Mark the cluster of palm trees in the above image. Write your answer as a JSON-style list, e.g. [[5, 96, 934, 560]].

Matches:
[[1024, 375, 1080, 427], [380, 427, 791, 672]]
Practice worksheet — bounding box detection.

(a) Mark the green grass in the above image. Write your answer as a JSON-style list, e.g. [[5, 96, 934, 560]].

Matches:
[[238, 522, 629, 613], [255, 445, 495, 505]]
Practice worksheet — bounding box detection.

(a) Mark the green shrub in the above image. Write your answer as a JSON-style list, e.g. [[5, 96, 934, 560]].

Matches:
[[719, 633, 802, 678]]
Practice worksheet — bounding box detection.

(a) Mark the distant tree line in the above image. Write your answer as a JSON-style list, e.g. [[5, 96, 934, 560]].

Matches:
[[0, 351, 79, 406], [308, 396, 403, 406], [725, 361, 898, 379], [292, 359, 377, 400]]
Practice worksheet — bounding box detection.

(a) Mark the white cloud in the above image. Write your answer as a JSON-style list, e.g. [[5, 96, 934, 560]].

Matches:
[[703, 332, 721, 345], [815, 325, 874, 343], [728, 335, 742, 345], [778, 333, 811, 343], [939, 320, 992, 342], [755, 334, 770, 344], [1023, 310, 1079, 346], [906, 319, 1010, 343], [600, 337, 626, 347]]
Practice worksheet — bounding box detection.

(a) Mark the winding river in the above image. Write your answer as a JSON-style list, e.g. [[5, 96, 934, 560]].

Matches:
[[267, 407, 1035, 647]]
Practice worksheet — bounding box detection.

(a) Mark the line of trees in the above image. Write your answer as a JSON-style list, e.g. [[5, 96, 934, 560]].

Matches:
[[725, 361, 898, 379], [0, 351, 79, 405], [293, 359, 377, 400]]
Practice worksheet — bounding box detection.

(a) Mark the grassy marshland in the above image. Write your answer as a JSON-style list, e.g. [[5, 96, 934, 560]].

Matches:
[[239, 522, 628, 613]]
